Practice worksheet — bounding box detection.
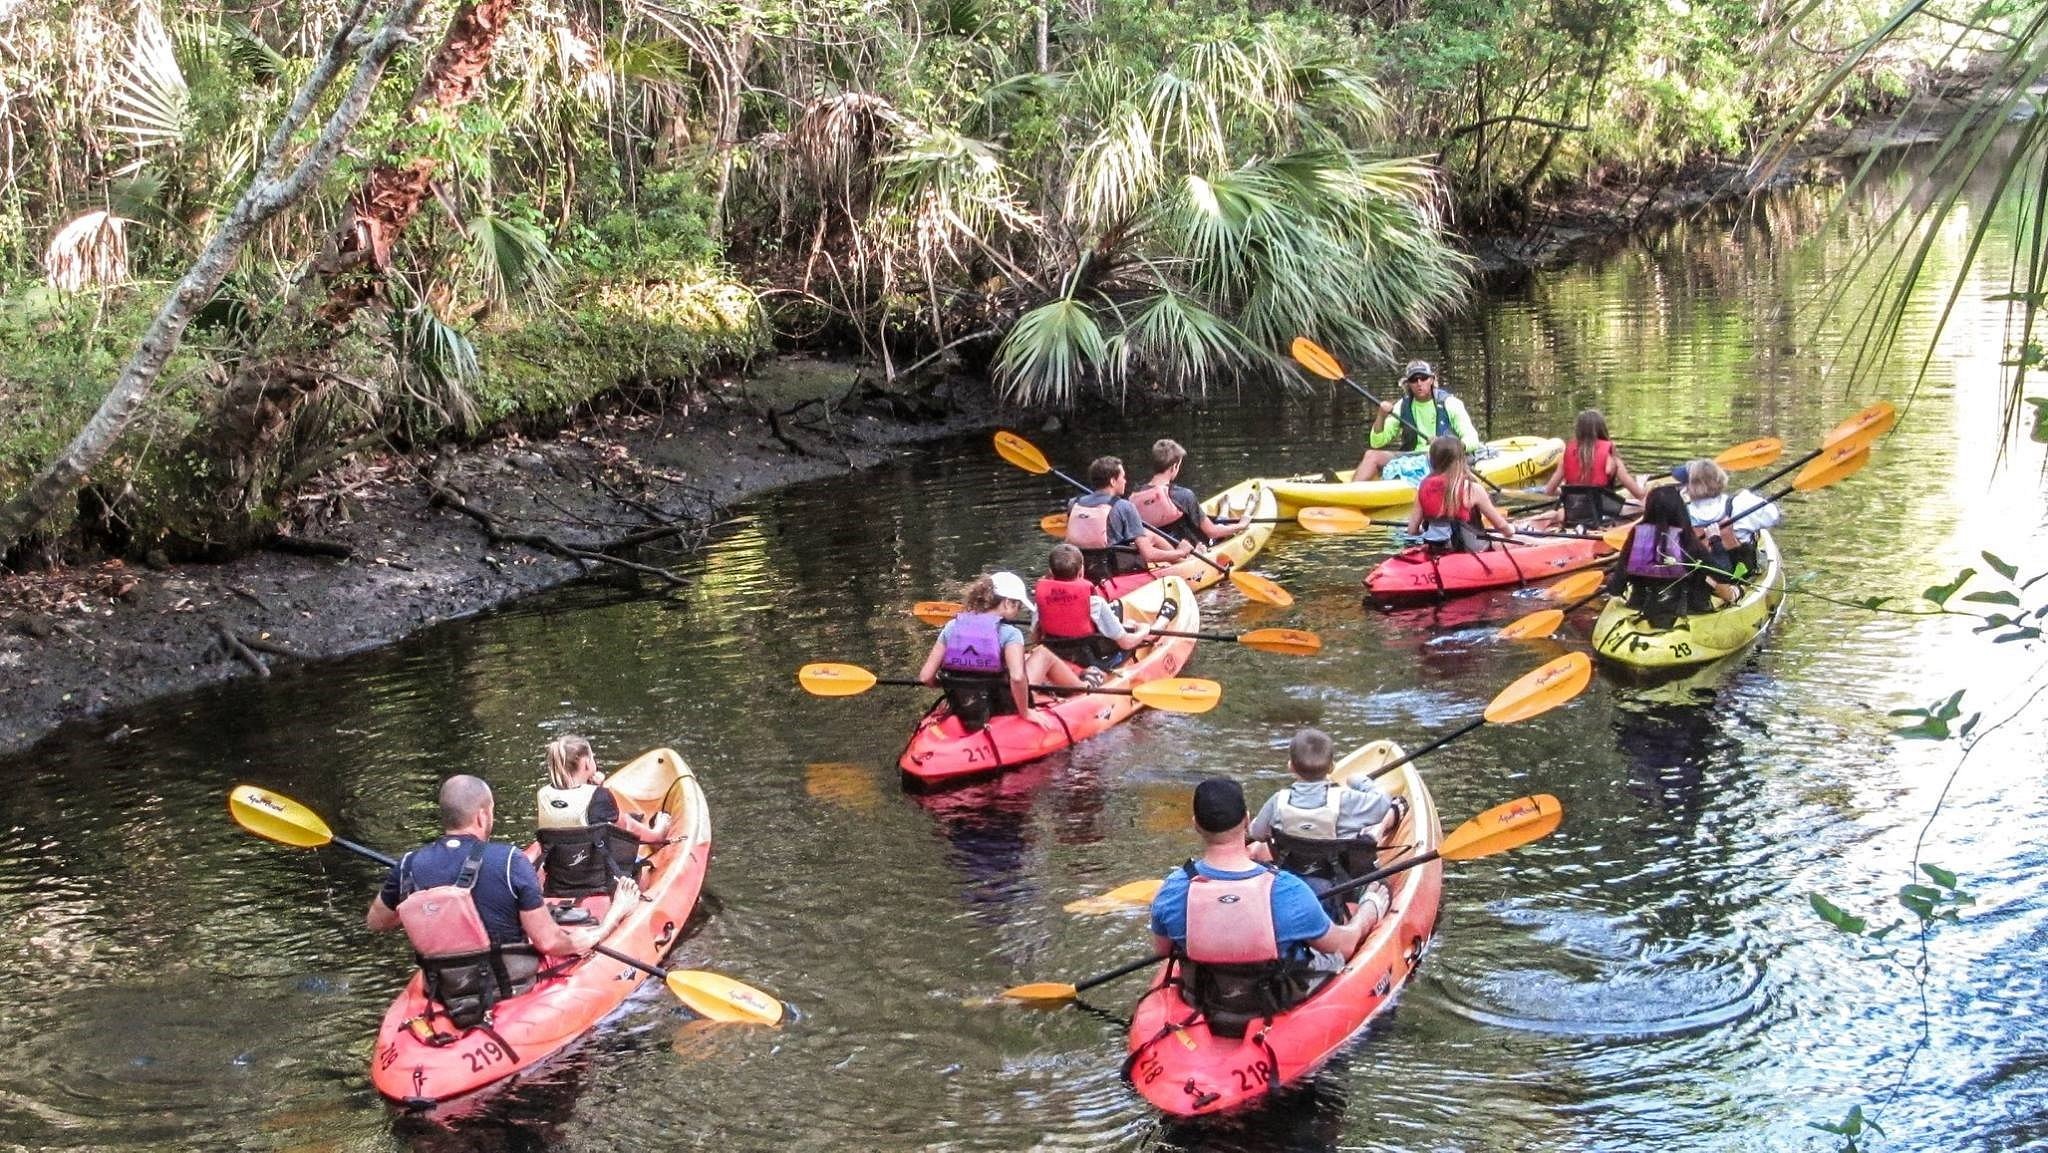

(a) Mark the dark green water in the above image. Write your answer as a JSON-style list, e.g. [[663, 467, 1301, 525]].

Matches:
[[2, 157, 2045, 1152]]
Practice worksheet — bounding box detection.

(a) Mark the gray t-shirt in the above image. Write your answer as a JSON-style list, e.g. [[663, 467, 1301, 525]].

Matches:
[[1250, 779, 1393, 842]]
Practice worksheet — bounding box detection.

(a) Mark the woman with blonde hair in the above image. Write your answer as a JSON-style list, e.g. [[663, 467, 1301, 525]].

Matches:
[[535, 735, 668, 900], [1405, 437, 1518, 552]]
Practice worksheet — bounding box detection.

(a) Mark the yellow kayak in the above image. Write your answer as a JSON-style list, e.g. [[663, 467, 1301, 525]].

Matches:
[[1138, 477, 1279, 593], [1264, 436, 1565, 514], [1591, 531, 1786, 671]]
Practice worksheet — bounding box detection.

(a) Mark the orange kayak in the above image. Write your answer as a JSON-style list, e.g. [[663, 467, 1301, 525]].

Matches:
[[899, 577, 1198, 786], [1363, 532, 1615, 604], [369, 749, 710, 1106], [1124, 742, 1442, 1116]]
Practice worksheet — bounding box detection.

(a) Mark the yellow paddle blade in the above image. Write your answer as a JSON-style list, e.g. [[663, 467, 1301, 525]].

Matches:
[[993, 430, 1052, 475], [229, 785, 336, 849], [1546, 570, 1608, 601], [1483, 652, 1592, 724], [1001, 981, 1080, 1003], [1440, 794, 1563, 860], [1295, 505, 1370, 534], [797, 662, 879, 696], [1237, 628, 1322, 656], [1497, 608, 1565, 641], [1715, 437, 1783, 472], [1041, 513, 1068, 537], [1132, 678, 1223, 714], [1289, 336, 1346, 381], [1823, 401, 1897, 450], [1228, 569, 1294, 607], [1792, 442, 1870, 491], [665, 970, 786, 1026], [911, 601, 961, 627], [1062, 878, 1164, 914], [1601, 524, 1633, 551]]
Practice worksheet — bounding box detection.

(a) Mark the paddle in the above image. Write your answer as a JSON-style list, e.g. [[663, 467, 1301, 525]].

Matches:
[[995, 431, 1293, 607], [1498, 442, 1872, 640], [796, 662, 1224, 713], [1289, 337, 1507, 497], [1061, 655, 1589, 913], [1040, 506, 1370, 537], [1006, 793, 1564, 1003], [1740, 401, 1896, 494], [226, 785, 785, 1025], [902, 602, 1318, 655]]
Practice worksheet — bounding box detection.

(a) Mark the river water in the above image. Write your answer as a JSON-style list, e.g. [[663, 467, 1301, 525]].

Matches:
[[3, 155, 2046, 1153]]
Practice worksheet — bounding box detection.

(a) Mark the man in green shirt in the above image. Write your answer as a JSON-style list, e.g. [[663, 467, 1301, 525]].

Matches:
[[1350, 360, 1484, 481]]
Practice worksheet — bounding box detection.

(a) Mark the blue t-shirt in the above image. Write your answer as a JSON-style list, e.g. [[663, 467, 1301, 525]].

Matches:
[[1149, 861, 1333, 960], [380, 835, 544, 946], [1072, 491, 1146, 548]]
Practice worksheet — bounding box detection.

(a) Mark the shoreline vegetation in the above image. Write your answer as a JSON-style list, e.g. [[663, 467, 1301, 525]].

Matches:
[[0, 0, 2006, 750]]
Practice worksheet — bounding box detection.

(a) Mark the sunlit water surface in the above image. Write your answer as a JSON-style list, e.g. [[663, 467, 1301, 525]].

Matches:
[[1, 152, 2045, 1152]]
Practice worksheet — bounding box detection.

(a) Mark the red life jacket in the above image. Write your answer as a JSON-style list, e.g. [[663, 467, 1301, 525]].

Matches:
[[1034, 575, 1095, 639], [1561, 439, 1613, 487], [1065, 501, 1113, 550], [1415, 473, 1474, 522], [1184, 869, 1281, 964], [396, 839, 495, 959], [1130, 482, 1184, 529]]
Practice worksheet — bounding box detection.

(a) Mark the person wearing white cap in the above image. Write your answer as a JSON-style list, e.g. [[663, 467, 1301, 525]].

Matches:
[[916, 570, 1085, 733], [1351, 359, 1483, 482]]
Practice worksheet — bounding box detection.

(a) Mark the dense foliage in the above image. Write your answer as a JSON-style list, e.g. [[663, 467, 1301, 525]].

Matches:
[[0, 0, 1970, 551]]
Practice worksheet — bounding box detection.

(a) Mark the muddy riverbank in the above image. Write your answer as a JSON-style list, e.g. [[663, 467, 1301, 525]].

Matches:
[[0, 360, 1014, 755]]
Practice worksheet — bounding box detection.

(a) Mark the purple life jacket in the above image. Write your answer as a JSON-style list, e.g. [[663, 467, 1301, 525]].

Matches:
[[941, 611, 1007, 674], [1624, 526, 1689, 580]]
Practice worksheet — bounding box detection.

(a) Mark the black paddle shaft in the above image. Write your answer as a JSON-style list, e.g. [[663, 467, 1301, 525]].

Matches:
[[879, 677, 1142, 698], [1074, 952, 1171, 995], [1365, 716, 1487, 780]]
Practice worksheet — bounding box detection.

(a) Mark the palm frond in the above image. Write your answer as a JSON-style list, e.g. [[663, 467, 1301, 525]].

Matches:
[[993, 297, 1110, 405], [106, 2, 192, 169], [395, 303, 483, 432], [468, 212, 564, 306]]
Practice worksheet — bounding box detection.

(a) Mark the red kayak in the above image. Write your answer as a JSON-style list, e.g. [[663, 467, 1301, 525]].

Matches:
[[1364, 533, 1613, 605], [1124, 742, 1442, 1117], [899, 577, 1197, 786]]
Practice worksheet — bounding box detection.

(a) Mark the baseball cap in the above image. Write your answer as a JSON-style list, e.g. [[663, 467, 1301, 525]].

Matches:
[[1192, 777, 1247, 833], [1402, 360, 1436, 381], [1670, 464, 1691, 486], [990, 571, 1030, 605]]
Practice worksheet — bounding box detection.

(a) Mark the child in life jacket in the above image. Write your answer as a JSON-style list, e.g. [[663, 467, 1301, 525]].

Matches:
[[1604, 485, 1736, 627], [1541, 409, 1648, 529], [1247, 728, 1406, 916], [916, 572, 1084, 733], [1129, 439, 1249, 548], [535, 735, 670, 903], [1403, 437, 1518, 552], [1678, 459, 1780, 580], [1066, 455, 1192, 582], [1031, 544, 1156, 681]]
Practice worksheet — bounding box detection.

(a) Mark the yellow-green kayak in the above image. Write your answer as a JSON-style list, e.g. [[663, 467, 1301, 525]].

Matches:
[[1264, 436, 1565, 514], [1591, 531, 1786, 671]]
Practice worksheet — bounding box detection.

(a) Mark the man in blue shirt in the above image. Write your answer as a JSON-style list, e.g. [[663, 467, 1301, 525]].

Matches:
[[1150, 778, 1387, 977], [367, 776, 599, 1005]]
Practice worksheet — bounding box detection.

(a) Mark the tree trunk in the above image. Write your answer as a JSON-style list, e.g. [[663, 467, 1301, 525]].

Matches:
[[0, 0, 427, 559], [201, 0, 529, 506]]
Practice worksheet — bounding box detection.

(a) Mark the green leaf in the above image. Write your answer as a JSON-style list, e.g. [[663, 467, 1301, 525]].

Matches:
[[1921, 863, 1957, 889], [1810, 893, 1867, 935], [2028, 396, 2048, 444], [1962, 590, 2021, 607], [1924, 569, 1977, 607], [1891, 717, 1950, 740], [1981, 552, 2020, 581], [1856, 595, 1893, 610]]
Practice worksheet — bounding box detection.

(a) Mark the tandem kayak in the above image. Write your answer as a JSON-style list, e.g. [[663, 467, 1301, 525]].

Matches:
[[1364, 530, 1617, 605], [1087, 478, 1280, 601], [370, 749, 710, 1106], [1124, 742, 1443, 1117], [1264, 436, 1565, 515], [1590, 531, 1785, 672], [900, 576, 1199, 786]]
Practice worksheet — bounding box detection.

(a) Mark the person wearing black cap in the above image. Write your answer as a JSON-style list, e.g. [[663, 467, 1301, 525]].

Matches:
[[1351, 359, 1483, 482], [1147, 777, 1390, 1020]]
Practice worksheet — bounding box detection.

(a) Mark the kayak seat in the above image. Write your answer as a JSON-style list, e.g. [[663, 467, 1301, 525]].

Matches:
[[537, 826, 650, 899], [936, 671, 1015, 734], [1270, 832, 1380, 918], [1175, 959, 1320, 1038]]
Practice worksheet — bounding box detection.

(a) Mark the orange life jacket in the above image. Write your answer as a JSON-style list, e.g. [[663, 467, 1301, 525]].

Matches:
[[1130, 482, 1184, 529], [1561, 439, 1613, 487], [396, 840, 495, 959], [1184, 869, 1280, 964], [1065, 501, 1113, 550]]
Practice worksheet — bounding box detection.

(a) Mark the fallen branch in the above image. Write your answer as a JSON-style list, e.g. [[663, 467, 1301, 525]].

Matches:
[[214, 621, 271, 678], [241, 635, 305, 660], [265, 534, 354, 559], [429, 486, 688, 587]]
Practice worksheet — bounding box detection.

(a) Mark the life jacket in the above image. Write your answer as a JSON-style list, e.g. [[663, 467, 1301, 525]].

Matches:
[[1560, 439, 1612, 486], [1129, 482, 1185, 530], [1393, 389, 1456, 452], [1184, 869, 1280, 965], [1266, 784, 1384, 897], [1034, 576, 1095, 639], [940, 611, 1007, 674], [1415, 473, 1487, 553], [1559, 439, 1621, 528], [1623, 525, 1691, 580], [396, 840, 529, 1030], [1066, 498, 1146, 580], [533, 784, 635, 898]]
